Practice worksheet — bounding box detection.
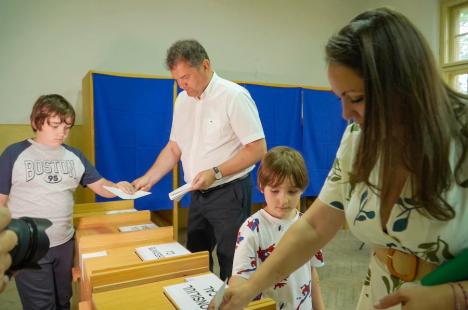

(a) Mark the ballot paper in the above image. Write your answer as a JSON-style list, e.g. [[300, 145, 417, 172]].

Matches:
[[212, 279, 227, 310], [163, 273, 225, 310], [105, 209, 138, 215], [135, 242, 190, 261], [168, 183, 192, 202], [118, 223, 158, 232], [103, 186, 151, 200], [169, 180, 225, 202]]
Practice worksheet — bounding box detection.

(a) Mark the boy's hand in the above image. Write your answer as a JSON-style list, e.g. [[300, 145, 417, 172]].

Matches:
[[115, 181, 136, 195]]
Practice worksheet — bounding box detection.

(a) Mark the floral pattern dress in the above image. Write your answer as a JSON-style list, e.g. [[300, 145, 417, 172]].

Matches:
[[318, 123, 468, 310]]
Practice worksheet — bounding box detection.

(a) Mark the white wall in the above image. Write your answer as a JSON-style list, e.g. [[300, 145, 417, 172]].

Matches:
[[0, 0, 438, 124]]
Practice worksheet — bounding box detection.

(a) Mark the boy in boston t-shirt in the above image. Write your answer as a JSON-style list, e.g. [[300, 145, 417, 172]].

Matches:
[[0, 94, 134, 310]]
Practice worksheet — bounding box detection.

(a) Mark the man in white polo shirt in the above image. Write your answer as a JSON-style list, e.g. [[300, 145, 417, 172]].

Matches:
[[133, 39, 266, 280]]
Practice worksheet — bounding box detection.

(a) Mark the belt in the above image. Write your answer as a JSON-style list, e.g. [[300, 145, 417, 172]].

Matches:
[[374, 247, 438, 282], [198, 173, 250, 194]]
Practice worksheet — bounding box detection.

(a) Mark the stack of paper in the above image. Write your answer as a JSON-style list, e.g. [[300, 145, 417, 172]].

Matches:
[[168, 183, 192, 202], [118, 223, 158, 232], [105, 209, 138, 215], [135, 242, 190, 261], [164, 273, 226, 310]]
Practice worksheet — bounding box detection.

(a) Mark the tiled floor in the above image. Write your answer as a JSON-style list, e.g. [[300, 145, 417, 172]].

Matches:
[[0, 229, 370, 310]]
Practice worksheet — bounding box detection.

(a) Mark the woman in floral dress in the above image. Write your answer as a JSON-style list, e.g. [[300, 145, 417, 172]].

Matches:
[[213, 7, 467, 310]]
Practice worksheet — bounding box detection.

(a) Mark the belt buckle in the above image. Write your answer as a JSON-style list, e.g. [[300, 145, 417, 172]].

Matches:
[[386, 248, 419, 282]]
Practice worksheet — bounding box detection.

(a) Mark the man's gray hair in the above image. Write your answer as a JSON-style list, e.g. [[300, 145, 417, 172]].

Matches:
[[166, 39, 209, 70]]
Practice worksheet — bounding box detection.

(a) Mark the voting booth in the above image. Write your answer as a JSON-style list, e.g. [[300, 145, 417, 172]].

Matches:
[[81, 71, 346, 206], [77, 70, 346, 309]]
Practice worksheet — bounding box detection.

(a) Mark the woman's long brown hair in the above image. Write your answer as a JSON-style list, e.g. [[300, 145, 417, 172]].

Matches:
[[326, 8, 467, 220]]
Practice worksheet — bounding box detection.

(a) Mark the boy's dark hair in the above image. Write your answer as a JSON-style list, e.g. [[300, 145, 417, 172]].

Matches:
[[166, 39, 210, 70], [30, 94, 75, 132], [257, 146, 309, 191]]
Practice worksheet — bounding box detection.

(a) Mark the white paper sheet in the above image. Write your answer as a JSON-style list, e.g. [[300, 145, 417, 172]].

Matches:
[[118, 223, 158, 232], [105, 209, 138, 215], [168, 183, 192, 202], [104, 186, 151, 200], [213, 280, 227, 310]]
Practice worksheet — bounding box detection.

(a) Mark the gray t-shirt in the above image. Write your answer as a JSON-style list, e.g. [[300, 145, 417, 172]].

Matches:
[[0, 139, 101, 246]]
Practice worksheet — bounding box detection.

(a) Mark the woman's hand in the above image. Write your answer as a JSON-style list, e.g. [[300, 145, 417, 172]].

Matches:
[[374, 284, 453, 310], [212, 282, 257, 310]]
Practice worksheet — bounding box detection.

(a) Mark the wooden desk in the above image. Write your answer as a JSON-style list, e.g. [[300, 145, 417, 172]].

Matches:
[[75, 210, 157, 237], [92, 274, 276, 310], [79, 239, 207, 302], [73, 200, 134, 226]]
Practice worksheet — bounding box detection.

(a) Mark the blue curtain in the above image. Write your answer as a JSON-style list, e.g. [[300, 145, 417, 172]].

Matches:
[[302, 89, 346, 196], [91, 74, 346, 209], [93, 73, 174, 210], [241, 84, 303, 203]]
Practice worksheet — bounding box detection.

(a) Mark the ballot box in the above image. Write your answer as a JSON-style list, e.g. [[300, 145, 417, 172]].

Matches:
[[80, 243, 209, 303], [91, 273, 276, 310]]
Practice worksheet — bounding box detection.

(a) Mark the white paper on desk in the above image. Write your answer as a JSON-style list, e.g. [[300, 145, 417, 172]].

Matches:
[[118, 223, 158, 232], [168, 183, 192, 202], [105, 209, 138, 215], [80, 251, 108, 273], [212, 279, 227, 310], [103, 186, 151, 200]]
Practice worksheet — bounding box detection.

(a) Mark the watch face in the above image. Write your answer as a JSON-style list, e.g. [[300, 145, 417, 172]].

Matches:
[[213, 167, 222, 180]]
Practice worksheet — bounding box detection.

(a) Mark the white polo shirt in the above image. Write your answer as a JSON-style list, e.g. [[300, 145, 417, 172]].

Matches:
[[170, 72, 265, 185]]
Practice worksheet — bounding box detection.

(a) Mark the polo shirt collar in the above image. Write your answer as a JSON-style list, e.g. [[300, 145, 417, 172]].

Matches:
[[198, 72, 218, 100]]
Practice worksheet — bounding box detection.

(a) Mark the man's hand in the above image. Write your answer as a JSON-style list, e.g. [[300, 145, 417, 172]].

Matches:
[[115, 181, 136, 194], [191, 169, 216, 190], [0, 207, 17, 293], [132, 175, 155, 192]]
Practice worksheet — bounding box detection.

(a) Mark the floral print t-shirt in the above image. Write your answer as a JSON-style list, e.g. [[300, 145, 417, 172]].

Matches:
[[233, 209, 325, 309]]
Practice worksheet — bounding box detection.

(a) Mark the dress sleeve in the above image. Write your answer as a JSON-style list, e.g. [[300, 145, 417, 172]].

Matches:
[[232, 217, 259, 280], [318, 123, 361, 211]]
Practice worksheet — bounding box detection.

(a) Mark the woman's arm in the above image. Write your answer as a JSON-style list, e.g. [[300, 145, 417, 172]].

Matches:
[[311, 267, 325, 310], [229, 275, 248, 287], [218, 199, 345, 310]]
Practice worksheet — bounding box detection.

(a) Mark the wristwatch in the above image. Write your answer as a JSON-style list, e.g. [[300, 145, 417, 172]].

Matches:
[[213, 167, 223, 180]]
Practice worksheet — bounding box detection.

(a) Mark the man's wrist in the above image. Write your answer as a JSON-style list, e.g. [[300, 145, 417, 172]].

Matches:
[[212, 166, 223, 180]]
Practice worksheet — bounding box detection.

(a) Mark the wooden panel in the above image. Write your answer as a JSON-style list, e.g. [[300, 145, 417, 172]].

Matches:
[[76, 226, 173, 255], [74, 200, 134, 215], [92, 274, 275, 310], [75, 210, 149, 230], [81, 71, 96, 202], [81, 250, 208, 303], [90, 252, 209, 291]]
